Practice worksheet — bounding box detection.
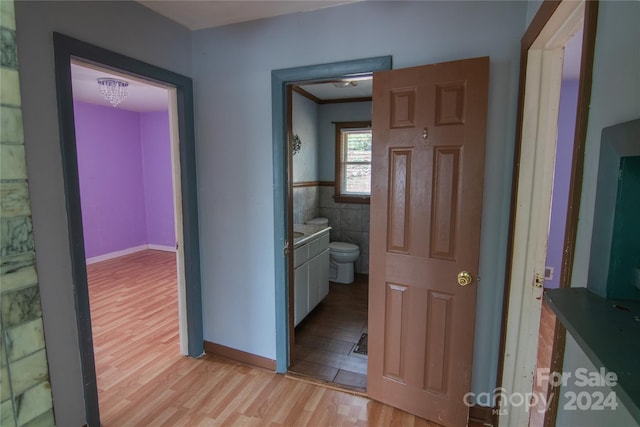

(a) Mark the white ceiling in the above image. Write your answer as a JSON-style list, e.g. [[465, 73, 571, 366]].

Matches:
[[71, 62, 169, 112], [74, 2, 581, 111], [137, 0, 362, 31], [298, 77, 372, 101]]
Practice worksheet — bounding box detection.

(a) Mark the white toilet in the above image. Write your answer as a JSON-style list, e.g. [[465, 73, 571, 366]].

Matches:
[[306, 217, 360, 284]]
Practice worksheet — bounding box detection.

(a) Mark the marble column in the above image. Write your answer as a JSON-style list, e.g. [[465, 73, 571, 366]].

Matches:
[[0, 1, 55, 425]]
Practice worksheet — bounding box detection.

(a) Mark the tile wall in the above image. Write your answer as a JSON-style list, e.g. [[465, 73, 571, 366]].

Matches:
[[292, 185, 319, 226], [0, 1, 56, 425], [293, 185, 370, 274]]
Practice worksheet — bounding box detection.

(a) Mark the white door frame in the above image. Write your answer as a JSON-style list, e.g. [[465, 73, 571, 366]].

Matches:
[[499, 1, 585, 424]]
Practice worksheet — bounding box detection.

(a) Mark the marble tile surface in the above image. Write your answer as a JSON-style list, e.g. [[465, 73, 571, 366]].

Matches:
[[0, 399, 16, 427], [1, 332, 6, 367], [1, 216, 34, 256], [0, 4, 53, 425], [0, 253, 38, 293], [0, 69, 20, 106], [5, 318, 45, 363], [8, 350, 49, 395], [15, 381, 52, 426], [0, 0, 15, 31], [0, 106, 24, 144], [0, 28, 17, 69], [1, 285, 42, 329], [0, 183, 30, 217], [21, 409, 55, 427], [0, 145, 27, 180], [1, 365, 11, 399]]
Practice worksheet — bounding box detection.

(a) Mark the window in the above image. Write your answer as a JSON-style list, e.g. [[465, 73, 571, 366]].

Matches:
[[335, 121, 372, 203]]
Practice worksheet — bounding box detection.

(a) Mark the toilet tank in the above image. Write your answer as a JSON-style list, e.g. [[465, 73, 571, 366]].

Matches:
[[305, 217, 329, 226]]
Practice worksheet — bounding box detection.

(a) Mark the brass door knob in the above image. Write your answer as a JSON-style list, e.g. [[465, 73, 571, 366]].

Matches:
[[458, 271, 473, 286]]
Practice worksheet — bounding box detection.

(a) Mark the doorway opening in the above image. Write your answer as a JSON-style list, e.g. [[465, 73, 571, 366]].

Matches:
[[270, 56, 392, 376], [286, 78, 373, 392], [274, 56, 490, 426], [498, 1, 597, 425], [69, 59, 186, 421], [530, 24, 583, 427], [53, 33, 202, 426]]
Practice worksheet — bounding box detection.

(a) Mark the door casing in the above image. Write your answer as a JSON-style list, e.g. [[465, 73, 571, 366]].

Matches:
[[497, 0, 597, 424], [271, 56, 392, 372], [53, 33, 203, 426]]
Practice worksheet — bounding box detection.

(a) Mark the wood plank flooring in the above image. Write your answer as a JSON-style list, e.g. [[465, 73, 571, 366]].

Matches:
[[530, 294, 556, 427], [86, 250, 444, 426], [290, 275, 369, 392]]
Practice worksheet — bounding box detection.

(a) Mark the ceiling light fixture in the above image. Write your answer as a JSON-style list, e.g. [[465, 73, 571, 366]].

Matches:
[[97, 77, 129, 107], [332, 81, 359, 88]]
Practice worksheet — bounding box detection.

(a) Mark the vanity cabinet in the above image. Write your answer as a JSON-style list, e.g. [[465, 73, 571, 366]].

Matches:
[[294, 231, 330, 326]]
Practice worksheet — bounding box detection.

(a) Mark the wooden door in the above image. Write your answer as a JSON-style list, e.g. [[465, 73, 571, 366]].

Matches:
[[368, 57, 489, 427]]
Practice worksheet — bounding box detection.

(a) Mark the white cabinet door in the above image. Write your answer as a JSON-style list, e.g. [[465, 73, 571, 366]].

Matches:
[[293, 263, 309, 326], [318, 249, 330, 301], [308, 253, 320, 311]]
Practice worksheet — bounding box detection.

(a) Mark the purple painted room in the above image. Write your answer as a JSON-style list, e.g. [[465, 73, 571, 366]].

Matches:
[[73, 100, 176, 261], [543, 30, 582, 289]]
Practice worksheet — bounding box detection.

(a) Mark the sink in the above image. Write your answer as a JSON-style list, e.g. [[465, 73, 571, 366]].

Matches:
[[293, 232, 304, 238]]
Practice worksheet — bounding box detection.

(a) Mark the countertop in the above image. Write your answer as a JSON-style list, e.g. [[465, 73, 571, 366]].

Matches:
[[293, 224, 331, 248], [544, 287, 640, 422]]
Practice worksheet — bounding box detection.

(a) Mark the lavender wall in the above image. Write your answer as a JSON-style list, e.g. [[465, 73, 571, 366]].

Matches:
[[544, 79, 580, 288], [75, 101, 147, 257], [74, 101, 175, 258], [141, 111, 176, 248]]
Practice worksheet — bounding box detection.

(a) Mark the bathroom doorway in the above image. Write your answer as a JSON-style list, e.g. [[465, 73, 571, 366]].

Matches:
[[286, 77, 373, 391]]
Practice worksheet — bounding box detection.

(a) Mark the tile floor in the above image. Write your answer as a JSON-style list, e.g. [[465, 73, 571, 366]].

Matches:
[[290, 274, 369, 392]]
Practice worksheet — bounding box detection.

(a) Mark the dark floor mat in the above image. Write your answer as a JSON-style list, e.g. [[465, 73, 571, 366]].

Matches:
[[353, 333, 368, 355]]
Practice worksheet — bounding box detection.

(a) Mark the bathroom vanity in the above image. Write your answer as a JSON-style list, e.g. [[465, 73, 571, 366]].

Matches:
[[293, 225, 330, 326]]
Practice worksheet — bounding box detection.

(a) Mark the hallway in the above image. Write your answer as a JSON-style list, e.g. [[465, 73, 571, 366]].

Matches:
[[87, 251, 437, 426]]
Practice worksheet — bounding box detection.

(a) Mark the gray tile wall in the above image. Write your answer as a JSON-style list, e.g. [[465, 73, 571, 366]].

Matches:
[[319, 186, 370, 275], [292, 185, 319, 225], [0, 1, 55, 425], [293, 185, 370, 274]]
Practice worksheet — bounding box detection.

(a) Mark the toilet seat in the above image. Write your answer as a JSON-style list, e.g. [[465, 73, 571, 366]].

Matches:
[[329, 242, 359, 253]]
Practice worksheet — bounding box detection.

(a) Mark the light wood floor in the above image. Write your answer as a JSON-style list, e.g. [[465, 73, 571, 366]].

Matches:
[[87, 250, 444, 426], [530, 294, 556, 427]]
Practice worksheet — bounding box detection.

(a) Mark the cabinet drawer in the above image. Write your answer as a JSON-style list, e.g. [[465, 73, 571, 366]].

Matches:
[[319, 232, 330, 249], [294, 244, 309, 268], [308, 237, 320, 259], [308, 232, 330, 259]]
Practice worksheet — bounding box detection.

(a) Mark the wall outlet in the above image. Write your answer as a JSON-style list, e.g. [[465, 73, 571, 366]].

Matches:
[[544, 266, 554, 281]]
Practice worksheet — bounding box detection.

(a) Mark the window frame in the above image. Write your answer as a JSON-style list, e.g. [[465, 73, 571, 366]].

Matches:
[[334, 121, 372, 204]]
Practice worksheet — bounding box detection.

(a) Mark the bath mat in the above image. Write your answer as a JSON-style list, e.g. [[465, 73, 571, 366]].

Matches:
[[353, 333, 368, 355]]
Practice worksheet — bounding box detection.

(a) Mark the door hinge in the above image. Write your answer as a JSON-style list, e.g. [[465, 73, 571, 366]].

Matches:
[[284, 240, 290, 257], [534, 272, 544, 288]]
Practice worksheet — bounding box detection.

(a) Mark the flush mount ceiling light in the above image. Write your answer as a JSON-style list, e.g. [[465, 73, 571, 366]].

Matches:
[[97, 77, 129, 107], [332, 81, 359, 88]]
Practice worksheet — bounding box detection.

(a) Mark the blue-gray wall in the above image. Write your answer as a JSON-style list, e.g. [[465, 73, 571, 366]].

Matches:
[[292, 91, 319, 183], [192, 0, 527, 397]]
